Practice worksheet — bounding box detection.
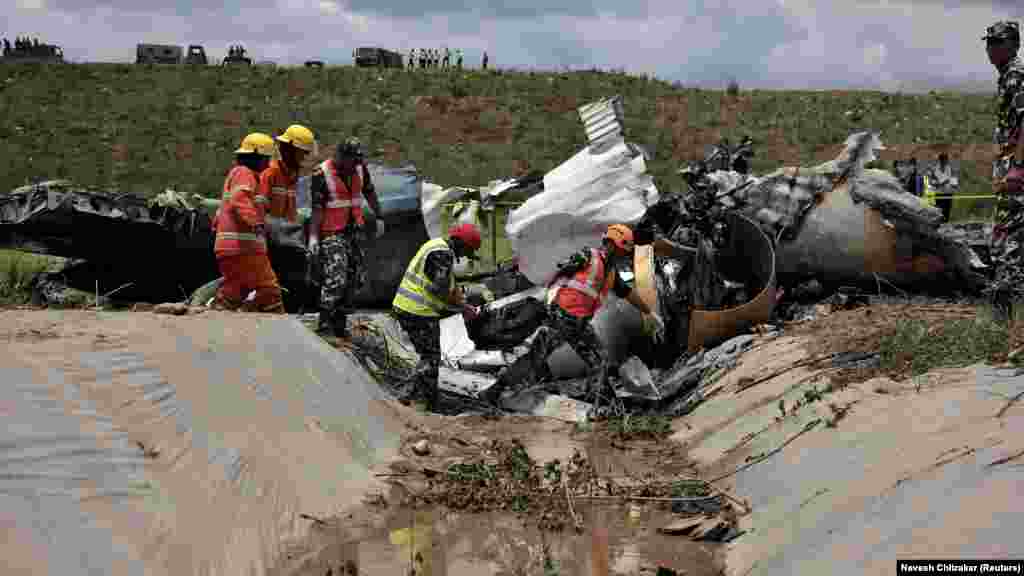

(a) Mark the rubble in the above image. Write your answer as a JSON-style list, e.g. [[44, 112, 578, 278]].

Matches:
[[335, 99, 785, 418], [690, 132, 988, 294], [1, 99, 1005, 427], [658, 515, 736, 541], [0, 166, 494, 311], [6, 85, 1024, 576], [1, 180, 219, 304], [153, 302, 189, 315]]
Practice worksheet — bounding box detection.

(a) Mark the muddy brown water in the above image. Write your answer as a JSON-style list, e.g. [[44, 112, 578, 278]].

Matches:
[[280, 421, 722, 576], [1, 309, 722, 576], [284, 504, 721, 576]]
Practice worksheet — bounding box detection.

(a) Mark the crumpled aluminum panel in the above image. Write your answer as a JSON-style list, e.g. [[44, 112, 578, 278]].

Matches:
[[577, 95, 625, 151]]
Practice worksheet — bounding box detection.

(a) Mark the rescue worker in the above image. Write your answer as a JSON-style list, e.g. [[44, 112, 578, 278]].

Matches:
[[904, 157, 923, 197], [985, 21, 1024, 315], [392, 223, 483, 410], [308, 137, 385, 337], [213, 132, 285, 313], [482, 225, 666, 410], [932, 152, 955, 222], [262, 124, 316, 223], [482, 51, 489, 70]]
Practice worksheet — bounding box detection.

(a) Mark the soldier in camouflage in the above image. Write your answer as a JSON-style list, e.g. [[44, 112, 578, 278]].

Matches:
[[985, 21, 1024, 314], [308, 138, 384, 337], [483, 225, 665, 411], [392, 224, 483, 411]]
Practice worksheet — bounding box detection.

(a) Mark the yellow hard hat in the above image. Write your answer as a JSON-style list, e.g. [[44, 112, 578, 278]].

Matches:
[[235, 132, 275, 156], [276, 124, 317, 153]]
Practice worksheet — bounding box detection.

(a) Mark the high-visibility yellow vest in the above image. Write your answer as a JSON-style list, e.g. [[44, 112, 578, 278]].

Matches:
[[922, 175, 937, 207], [392, 237, 455, 317]]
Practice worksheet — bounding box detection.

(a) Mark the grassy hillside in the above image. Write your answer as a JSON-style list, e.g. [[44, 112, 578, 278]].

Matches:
[[0, 249, 51, 305], [0, 62, 1001, 220]]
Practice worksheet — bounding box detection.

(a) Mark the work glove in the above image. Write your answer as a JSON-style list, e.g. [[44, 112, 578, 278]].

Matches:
[[642, 312, 666, 344], [375, 217, 386, 239], [307, 238, 319, 258], [462, 304, 481, 322], [1003, 166, 1024, 196]]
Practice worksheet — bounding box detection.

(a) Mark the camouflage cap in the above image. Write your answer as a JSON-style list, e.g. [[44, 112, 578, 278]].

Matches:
[[983, 21, 1020, 43], [336, 136, 365, 159]]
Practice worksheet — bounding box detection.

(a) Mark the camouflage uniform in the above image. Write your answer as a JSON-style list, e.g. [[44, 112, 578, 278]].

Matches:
[[529, 302, 607, 382], [317, 228, 367, 319], [490, 248, 631, 404], [392, 247, 455, 409], [987, 22, 1024, 308], [310, 164, 371, 334], [393, 309, 442, 408]]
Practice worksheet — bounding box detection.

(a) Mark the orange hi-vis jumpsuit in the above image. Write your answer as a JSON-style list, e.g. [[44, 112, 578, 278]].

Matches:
[[213, 164, 284, 312], [260, 158, 299, 223]]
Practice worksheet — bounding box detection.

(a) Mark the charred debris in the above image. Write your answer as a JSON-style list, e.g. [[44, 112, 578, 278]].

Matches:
[[0, 96, 995, 418]]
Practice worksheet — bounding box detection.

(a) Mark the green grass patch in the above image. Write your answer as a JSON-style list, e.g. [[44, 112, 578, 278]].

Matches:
[[880, 315, 1009, 377], [0, 249, 50, 304], [669, 478, 713, 498], [0, 62, 1003, 222], [606, 413, 673, 441]]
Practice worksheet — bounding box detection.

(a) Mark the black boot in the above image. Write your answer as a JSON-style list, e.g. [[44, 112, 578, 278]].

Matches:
[[332, 311, 350, 338], [423, 381, 440, 412], [316, 310, 332, 334], [479, 377, 505, 407], [396, 379, 417, 405]]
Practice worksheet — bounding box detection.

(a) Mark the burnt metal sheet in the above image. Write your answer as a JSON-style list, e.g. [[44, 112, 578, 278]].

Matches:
[[2, 166, 428, 308], [774, 181, 982, 291], [688, 212, 777, 353], [0, 181, 218, 302]]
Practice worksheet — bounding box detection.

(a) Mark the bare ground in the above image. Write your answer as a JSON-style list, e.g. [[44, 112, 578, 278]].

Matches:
[[7, 298, 1018, 574]]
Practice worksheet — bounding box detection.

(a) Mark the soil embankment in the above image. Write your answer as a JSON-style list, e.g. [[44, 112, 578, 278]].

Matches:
[[675, 323, 1024, 575]]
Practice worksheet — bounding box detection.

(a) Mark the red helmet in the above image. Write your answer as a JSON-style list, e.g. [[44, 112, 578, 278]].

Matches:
[[603, 224, 635, 257], [448, 223, 482, 251]]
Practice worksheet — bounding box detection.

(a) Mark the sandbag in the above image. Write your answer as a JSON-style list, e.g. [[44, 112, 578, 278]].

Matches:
[[465, 296, 548, 350]]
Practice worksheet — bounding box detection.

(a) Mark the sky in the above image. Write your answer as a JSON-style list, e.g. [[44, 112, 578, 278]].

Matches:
[[4, 0, 1024, 91]]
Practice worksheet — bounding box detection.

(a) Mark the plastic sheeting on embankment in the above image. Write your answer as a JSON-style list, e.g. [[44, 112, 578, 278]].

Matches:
[[0, 310, 403, 576], [673, 335, 1024, 576]]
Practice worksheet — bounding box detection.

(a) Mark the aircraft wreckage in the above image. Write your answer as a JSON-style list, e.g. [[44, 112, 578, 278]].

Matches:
[[0, 97, 991, 416]]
